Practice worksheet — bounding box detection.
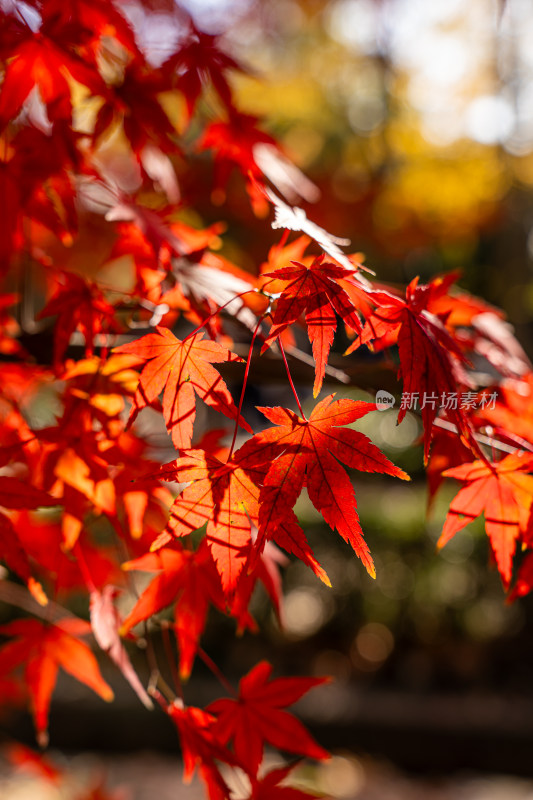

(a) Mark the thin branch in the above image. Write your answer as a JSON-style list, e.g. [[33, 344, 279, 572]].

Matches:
[[0, 581, 78, 624], [183, 288, 260, 343], [433, 417, 533, 455]]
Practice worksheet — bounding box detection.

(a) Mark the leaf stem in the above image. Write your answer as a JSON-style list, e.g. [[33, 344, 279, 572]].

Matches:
[[228, 314, 265, 459], [197, 647, 237, 697], [72, 542, 97, 594], [143, 623, 176, 703], [161, 621, 184, 702], [0, 581, 77, 625], [278, 337, 306, 419]]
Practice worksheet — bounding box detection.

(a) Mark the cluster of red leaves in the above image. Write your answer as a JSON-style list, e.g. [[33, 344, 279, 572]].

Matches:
[[0, 1, 532, 799]]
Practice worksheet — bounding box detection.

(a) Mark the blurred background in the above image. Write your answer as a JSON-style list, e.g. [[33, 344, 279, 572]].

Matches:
[[4, 0, 533, 797], [192, 0, 533, 348]]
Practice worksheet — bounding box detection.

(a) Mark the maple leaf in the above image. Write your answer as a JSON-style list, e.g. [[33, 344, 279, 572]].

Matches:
[[147, 446, 264, 592], [248, 763, 321, 800], [39, 0, 141, 63], [197, 110, 277, 200], [162, 21, 243, 119], [238, 395, 409, 579], [0, 476, 57, 510], [12, 512, 121, 595], [0, 30, 104, 128], [168, 250, 258, 333], [263, 257, 363, 397], [264, 186, 371, 284], [93, 59, 176, 155], [0, 125, 81, 268], [0, 479, 57, 605], [477, 374, 533, 449], [39, 272, 118, 364], [168, 702, 240, 800], [425, 426, 476, 510], [347, 278, 479, 460], [260, 233, 311, 278], [426, 274, 531, 379], [0, 513, 47, 606], [61, 355, 140, 422], [0, 617, 113, 746], [229, 540, 288, 633], [113, 328, 252, 449], [438, 453, 533, 586], [121, 540, 226, 678], [267, 510, 330, 587], [208, 661, 330, 775]]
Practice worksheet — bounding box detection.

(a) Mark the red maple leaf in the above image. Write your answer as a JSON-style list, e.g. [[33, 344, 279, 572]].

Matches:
[[477, 374, 533, 449], [0, 125, 81, 270], [198, 111, 276, 191], [247, 764, 320, 800], [266, 509, 331, 586], [238, 395, 409, 579], [208, 661, 330, 775], [347, 278, 478, 460], [229, 541, 288, 633], [114, 327, 251, 450], [167, 702, 240, 800], [0, 513, 47, 606], [12, 512, 121, 595], [0, 478, 58, 605], [0, 30, 103, 128], [263, 257, 363, 397], [425, 425, 477, 509], [0, 476, 57, 510], [39, 0, 141, 63], [121, 540, 226, 678], [93, 60, 176, 155], [0, 617, 113, 746], [39, 272, 118, 364], [162, 21, 243, 119], [438, 453, 533, 586]]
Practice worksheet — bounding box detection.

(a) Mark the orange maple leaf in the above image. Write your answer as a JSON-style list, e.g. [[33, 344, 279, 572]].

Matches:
[[114, 327, 252, 449], [439, 453, 533, 586], [0, 617, 113, 746], [147, 446, 263, 592]]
